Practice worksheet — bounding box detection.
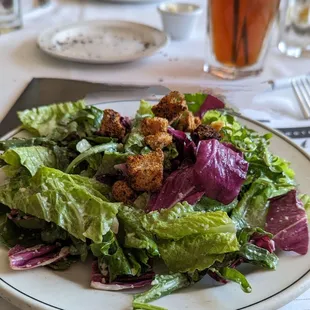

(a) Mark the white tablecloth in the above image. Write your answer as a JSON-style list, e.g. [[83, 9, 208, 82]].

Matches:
[[0, 1, 310, 309]]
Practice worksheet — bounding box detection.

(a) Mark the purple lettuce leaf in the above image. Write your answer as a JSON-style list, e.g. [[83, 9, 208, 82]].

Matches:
[[146, 165, 202, 212], [168, 127, 196, 163], [250, 233, 275, 253], [193, 139, 249, 205], [196, 95, 225, 119], [265, 190, 309, 255], [8, 244, 70, 270], [90, 261, 154, 290]]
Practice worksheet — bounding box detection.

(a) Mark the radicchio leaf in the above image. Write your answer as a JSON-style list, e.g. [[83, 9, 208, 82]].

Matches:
[[265, 190, 309, 255], [193, 140, 248, 205], [8, 244, 70, 270], [90, 260, 154, 290], [146, 165, 201, 212], [251, 233, 275, 253], [196, 95, 225, 119], [167, 127, 196, 163]]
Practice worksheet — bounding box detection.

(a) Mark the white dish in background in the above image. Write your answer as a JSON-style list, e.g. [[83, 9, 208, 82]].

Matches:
[[158, 2, 202, 40], [37, 21, 168, 64], [0, 99, 310, 310]]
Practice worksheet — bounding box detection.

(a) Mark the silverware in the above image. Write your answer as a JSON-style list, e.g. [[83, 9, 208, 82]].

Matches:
[[291, 76, 310, 119]]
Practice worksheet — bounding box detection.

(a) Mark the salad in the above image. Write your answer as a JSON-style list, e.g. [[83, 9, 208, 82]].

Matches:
[[0, 91, 309, 310]]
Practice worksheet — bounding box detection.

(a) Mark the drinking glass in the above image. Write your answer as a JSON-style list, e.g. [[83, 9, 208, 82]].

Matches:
[[204, 0, 280, 80], [278, 0, 310, 57], [0, 0, 21, 34]]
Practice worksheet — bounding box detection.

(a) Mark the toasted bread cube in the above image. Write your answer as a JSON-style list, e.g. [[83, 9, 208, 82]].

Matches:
[[141, 117, 168, 136], [99, 109, 126, 139], [127, 149, 164, 192], [112, 180, 136, 204], [191, 124, 222, 143], [152, 91, 187, 123], [175, 111, 201, 132], [145, 132, 173, 150]]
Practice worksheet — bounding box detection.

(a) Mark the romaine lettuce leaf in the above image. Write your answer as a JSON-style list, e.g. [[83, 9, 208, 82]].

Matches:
[[194, 196, 238, 213], [300, 194, 310, 220], [117, 205, 159, 256], [1, 146, 56, 176], [98, 152, 128, 175], [137, 100, 154, 118], [239, 243, 278, 269], [91, 231, 147, 282], [0, 137, 55, 151], [134, 273, 190, 304], [0, 167, 118, 243], [143, 203, 236, 240], [18, 100, 86, 140], [158, 233, 239, 273], [133, 302, 167, 310], [124, 132, 147, 155]]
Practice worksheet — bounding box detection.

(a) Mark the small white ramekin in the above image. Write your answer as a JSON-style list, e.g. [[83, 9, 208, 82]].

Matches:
[[157, 2, 202, 41]]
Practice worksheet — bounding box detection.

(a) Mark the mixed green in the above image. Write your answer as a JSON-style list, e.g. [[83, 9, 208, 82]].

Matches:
[[0, 92, 309, 310]]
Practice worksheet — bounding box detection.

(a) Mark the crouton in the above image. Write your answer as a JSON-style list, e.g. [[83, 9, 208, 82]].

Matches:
[[175, 111, 201, 132], [127, 149, 164, 192], [145, 132, 173, 150], [141, 117, 168, 136], [112, 180, 136, 204], [191, 124, 222, 143], [210, 120, 225, 132], [152, 91, 187, 123], [99, 109, 126, 139]]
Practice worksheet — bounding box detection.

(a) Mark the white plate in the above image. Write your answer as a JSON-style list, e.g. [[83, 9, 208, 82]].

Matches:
[[37, 21, 168, 64], [1, 99, 310, 310]]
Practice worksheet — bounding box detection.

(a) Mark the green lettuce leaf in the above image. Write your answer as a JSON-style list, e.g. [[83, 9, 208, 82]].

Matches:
[[158, 233, 239, 273], [124, 132, 147, 155], [142, 203, 236, 240], [133, 302, 167, 310], [232, 178, 294, 230], [237, 227, 273, 246], [137, 100, 154, 118], [18, 100, 86, 140], [0, 137, 55, 151], [184, 93, 208, 114], [41, 223, 68, 243], [239, 243, 278, 269], [134, 273, 190, 304], [300, 194, 310, 220], [1, 146, 56, 176], [91, 231, 140, 281], [134, 193, 150, 210], [65, 142, 119, 173], [124, 100, 153, 154], [194, 196, 238, 213], [98, 152, 128, 175], [0, 167, 118, 243], [117, 205, 159, 256], [210, 267, 252, 293]]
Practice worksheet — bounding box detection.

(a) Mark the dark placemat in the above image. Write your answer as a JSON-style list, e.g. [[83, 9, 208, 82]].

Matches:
[[0, 78, 168, 136]]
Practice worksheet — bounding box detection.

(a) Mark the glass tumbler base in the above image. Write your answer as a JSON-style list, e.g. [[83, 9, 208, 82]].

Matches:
[[204, 64, 263, 80]]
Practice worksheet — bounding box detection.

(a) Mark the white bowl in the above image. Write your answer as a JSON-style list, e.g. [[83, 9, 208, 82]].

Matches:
[[157, 2, 202, 40]]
